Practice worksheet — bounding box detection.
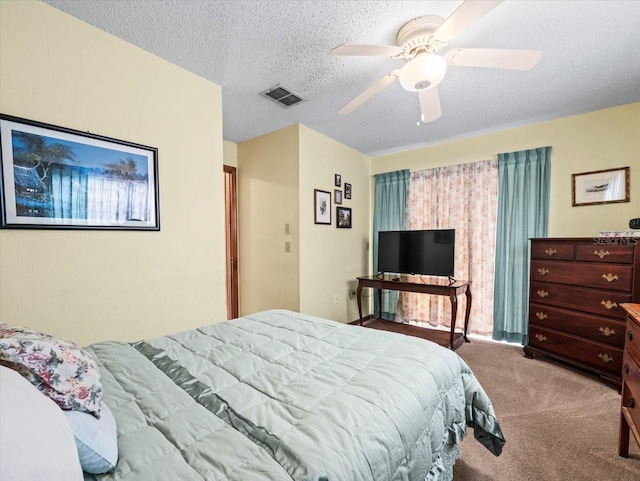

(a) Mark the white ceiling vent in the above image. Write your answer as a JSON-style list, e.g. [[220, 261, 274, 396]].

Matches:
[[259, 84, 306, 108]]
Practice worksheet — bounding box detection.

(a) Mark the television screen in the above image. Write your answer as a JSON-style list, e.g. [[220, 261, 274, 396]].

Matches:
[[377, 229, 455, 277]]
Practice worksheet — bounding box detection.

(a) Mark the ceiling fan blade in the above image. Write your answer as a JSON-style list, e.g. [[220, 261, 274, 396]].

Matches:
[[419, 87, 442, 123], [339, 71, 399, 115], [446, 48, 542, 71], [433, 0, 504, 44], [330, 44, 404, 57]]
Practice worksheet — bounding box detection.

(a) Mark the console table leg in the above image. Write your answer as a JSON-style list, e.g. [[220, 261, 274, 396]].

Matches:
[[449, 293, 457, 350], [463, 286, 472, 342], [357, 283, 363, 325]]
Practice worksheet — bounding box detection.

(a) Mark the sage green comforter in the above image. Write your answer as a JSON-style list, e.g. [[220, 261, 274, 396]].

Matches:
[[87, 310, 504, 481]]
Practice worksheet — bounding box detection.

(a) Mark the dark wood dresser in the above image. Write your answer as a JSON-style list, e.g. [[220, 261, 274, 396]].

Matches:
[[619, 303, 640, 456], [524, 237, 640, 385]]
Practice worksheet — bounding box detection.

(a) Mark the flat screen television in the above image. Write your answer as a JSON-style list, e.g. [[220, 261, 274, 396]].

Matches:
[[377, 229, 455, 277]]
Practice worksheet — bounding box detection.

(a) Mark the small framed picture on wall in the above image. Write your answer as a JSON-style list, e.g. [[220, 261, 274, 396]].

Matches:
[[336, 206, 351, 228], [334, 189, 342, 204], [334, 173, 341, 187], [571, 166, 629, 206], [314, 189, 331, 224], [344, 183, 352, 199]]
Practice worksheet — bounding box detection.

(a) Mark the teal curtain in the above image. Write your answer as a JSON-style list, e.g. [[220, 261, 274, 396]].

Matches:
[[373, 169, 410, 320], [493, 147, 551, 344]]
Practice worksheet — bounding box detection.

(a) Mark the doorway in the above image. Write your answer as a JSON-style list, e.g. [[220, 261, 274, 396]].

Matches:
[[224, 165, 239, 319]]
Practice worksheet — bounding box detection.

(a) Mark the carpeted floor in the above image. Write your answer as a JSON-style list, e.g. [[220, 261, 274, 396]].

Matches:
[[452, 339, 640, 481]]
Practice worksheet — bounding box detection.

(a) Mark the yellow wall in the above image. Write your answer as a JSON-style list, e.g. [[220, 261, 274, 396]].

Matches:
[[299, 125, 371, 323], [237, 124, 371, 323], [237, 125, 300, 313], [223, 140, 238, 167], [373, 103, 639, 236], [3, 3, 635, 347], [0, 1, 227, 346]]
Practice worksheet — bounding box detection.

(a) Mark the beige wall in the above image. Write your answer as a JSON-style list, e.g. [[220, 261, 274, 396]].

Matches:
[[373, 103, 639, 236], [298, 125, 371, 323], [237, 125, 300, 314], [223, 140, 238, 167], [0, 1, 227, 346], [237, 124, 371, 323], [3, 3, 635, 346]]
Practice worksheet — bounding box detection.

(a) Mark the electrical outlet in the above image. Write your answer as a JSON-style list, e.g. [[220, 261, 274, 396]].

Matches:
[[333, 294, 339, 304], [348, 289, 356, 299], [285, 223, 290, 234], [285, 241, 290, 252]]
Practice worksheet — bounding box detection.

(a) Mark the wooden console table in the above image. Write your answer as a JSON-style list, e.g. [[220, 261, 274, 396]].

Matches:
[[356, 275, 472, 350]]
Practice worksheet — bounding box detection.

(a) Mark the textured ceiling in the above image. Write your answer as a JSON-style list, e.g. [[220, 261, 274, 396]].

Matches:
[[43, 0, 640, 156]]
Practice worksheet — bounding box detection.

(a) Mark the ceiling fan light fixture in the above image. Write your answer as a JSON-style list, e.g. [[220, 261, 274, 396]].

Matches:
[[398, 53, 447, 92]]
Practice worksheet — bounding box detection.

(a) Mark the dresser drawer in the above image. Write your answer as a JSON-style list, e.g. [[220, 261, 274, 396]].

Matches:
[[529, 303, 625, 346], [531, 260, 632, 292], [626, 314, 640, 365], [531, 242, 574, 260], [531, 282, 631, 319], [577, 243, 635, 264], [529, 326, 623, 374]]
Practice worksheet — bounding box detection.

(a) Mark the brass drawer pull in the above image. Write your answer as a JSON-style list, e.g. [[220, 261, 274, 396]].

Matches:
[[537, 268, 550, 276], [629, 330, 634, 341], [536, 312, 547, 320], [624, 363, 630, 374], [535, 333, 547, 342], [594, 249, 610, 259], [601, 273, 618, 283], [537, 290, 549, 298], [599, 326, 616, 337], [598, 353, 614, 364], [544, 248, 558, 256], [601, 300, 617, 310]]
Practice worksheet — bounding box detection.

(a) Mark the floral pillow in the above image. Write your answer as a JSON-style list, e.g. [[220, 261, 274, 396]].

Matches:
[[0, 323, 103, 417]]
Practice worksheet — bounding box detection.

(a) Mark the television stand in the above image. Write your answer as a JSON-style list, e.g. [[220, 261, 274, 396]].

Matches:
[[356, 274, 472, 350]]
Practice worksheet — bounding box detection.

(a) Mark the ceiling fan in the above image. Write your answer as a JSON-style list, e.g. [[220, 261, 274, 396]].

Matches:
[[330, 0, 541, 123]]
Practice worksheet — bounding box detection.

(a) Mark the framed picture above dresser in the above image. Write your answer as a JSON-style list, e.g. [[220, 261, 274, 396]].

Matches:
[[524, 237, 640, 386]]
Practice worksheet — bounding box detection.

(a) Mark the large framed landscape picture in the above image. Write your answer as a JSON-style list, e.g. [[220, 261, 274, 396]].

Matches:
[[0, 115, 159, 230]]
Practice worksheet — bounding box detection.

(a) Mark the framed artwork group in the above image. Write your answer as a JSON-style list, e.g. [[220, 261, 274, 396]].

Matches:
[[314, 173, 353, 228]]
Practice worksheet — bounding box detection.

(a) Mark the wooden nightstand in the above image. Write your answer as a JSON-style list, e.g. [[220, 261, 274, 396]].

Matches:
[[619, 303, 640, 457]]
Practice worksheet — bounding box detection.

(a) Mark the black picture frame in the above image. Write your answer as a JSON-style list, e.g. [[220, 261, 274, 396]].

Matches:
[[336, 206, 352, 228], [334, 173, 341, 187], [344, 183, 352, 199], [0, 114, 160, 230], [314, 189, 331, 224]]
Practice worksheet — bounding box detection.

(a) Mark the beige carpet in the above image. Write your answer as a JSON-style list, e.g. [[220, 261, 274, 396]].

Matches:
[[452, 339, 640, 481]]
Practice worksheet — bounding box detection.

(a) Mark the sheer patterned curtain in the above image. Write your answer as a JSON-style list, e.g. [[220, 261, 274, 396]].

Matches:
[[396, 160, 498, 335], [493, 147, 551, 344], [372, 169, 410, 320]]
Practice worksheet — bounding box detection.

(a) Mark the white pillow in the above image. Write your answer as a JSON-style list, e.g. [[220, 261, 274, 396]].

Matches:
[[0, 366, 83, 481], [64, 402, 118, 473]]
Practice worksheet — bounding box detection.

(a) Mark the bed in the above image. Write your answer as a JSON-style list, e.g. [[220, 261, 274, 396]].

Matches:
[[1, 309, 504, 481]]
